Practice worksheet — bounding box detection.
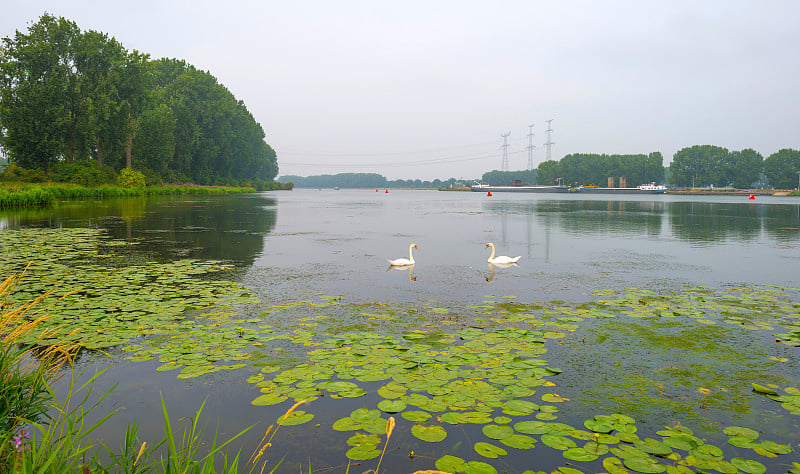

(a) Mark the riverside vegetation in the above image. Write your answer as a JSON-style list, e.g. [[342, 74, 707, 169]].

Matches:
[[1, 226, 799, 473]]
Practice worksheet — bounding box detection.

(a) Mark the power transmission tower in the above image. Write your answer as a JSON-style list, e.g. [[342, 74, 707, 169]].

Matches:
[[501, 131, 511, 171], [544, 119, 555, 161], [526, 123, 535, 170]]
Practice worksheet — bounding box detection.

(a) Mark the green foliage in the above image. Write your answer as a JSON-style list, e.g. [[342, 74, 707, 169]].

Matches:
[[51, 162, 116, 186], [117, 168, 146, 188], [0, 345, 51, 439], [280, 173, 387, 188], [279, 174, 466, 189], [536, 153, 664, 187], [0, 187, 55, 208], [0, 163, 47, 183], [763, 148, 800, 189], [0, 14, 278, 185], [481, 169, 537, 186], [724, 149, 763, 188]]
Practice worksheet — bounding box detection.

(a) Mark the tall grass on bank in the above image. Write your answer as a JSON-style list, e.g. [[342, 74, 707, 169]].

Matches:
[[0, 268, 81, 471], [0, 269, 255, 473], [2, 268, 411, 473], [0, 184, 266, 209]]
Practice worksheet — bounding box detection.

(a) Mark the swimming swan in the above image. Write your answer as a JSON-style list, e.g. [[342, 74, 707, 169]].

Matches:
[[388, 244, 418, 266], [485, 243, 521, 264]]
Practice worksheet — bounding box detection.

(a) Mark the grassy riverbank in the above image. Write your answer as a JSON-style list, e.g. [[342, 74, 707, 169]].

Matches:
[[0, 182, 292, 209]]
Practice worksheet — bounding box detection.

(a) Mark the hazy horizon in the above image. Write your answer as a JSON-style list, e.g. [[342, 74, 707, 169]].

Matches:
[[2, 1, 798, 180]]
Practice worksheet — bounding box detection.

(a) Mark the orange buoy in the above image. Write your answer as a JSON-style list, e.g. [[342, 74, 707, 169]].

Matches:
[[748, 194, 755, 199], [487, 191, 493, 197]]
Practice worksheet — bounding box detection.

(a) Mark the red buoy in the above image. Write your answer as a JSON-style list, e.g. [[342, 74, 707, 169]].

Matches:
[[487, 191, 493, 197], [385, 189, 389, 193], [376, 189, 379, 192], [748, 194, 755, 199]]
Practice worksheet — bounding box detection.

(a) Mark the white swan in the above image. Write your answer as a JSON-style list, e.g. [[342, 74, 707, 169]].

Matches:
[[388, 244, 418, 266], [485, 243, 521, 264]]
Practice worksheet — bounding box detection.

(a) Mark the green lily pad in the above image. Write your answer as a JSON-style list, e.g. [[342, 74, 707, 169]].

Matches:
[[345, 445, 381, 461], [482, 424, 514, 440], [514, 420, 551, 434], [751, 383, 778, 396], [722, 426, 760, 440], [474, 442, 507, 458], [346, 433, 381, 446], [634, 438, 672, 457], [499, 434, 536, 449], [401, 410, 432, 422], [563, 447, 600, 462], [156, 361, 182, 371], [760, 440, 792, 454], [462, 461, 498, 474], [623, 456, 666, 473], [502, 399, 539, 415], [277, 410, 314, 426], [541, 434, 576, 451], [377, 399, 407, 413], [584, 419, 614, 433], [411, 424, 448, 442], [436, 455, 466, 473], [730, 457, 767, 474], [251, 394, 288, 406], [728, 437, 760, 449]]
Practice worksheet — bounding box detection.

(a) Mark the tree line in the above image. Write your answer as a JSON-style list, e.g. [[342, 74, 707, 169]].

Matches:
[[524, 147, 799, 189], [278, 173, 468, 189], [534, 153, 665, 187], [0, 14, 278, 186], [669, 145, 799, 189]]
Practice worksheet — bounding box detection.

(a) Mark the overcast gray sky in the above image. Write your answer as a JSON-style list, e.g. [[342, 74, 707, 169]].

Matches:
[[2, 1, 799, 180]]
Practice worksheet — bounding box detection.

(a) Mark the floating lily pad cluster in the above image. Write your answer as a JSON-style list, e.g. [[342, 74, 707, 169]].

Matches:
[[3, 226, 800, 473], [433, 417, 784, 474], [0, 228, 256, 353], [752, 383, 800, 416]]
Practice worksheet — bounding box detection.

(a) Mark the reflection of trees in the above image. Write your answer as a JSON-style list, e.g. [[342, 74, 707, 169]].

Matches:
[[99, 195, 277, 265], [761, 204, 800, 243], [0, 194, 276, 266], [482, 198, 800, 245], [668, 202, 762, 243], [528, 200, 665, 237]]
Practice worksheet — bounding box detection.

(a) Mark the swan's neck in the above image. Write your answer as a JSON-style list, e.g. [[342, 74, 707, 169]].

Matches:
[[487, 245, 495, 262], [408, 245, 415, 262]]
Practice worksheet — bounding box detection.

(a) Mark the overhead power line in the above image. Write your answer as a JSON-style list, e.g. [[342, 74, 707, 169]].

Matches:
[[283, 149, 527, 168], [278, 141, 497, 157]]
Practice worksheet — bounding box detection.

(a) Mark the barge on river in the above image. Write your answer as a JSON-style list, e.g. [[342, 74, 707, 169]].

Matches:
[[470, 184, 570, 193], [573, 183, 667, 194]]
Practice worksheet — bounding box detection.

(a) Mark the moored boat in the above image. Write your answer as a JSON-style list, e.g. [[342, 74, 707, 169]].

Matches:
[[575, 183, 667, 194], [470, 184, 570, 193]]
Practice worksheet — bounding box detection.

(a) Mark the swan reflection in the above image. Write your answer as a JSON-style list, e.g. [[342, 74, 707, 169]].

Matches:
[[485, 262, 519, 282], [387, 263, 416, 281]]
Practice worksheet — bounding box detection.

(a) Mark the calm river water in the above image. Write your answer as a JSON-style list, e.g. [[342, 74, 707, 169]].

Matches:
[[2, 189, 799, 473]]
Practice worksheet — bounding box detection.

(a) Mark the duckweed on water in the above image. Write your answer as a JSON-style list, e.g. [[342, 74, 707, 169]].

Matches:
[[2, 227, 800, 473]]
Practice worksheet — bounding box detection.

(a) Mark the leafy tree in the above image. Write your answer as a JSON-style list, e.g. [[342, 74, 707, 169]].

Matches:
[[535, 153, 663, 186], [669, 145, 729, 187], [117, 167, 145, 187], [764, 149, 800, 189], [0, 14, 80, 170], [535, 160, 563, 185], [133, 103, 176, 175], [481, 169, 537, 186], [723, 148, 763, 188], [279, 173, 387, 188], [0, 15, 279, 185]]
